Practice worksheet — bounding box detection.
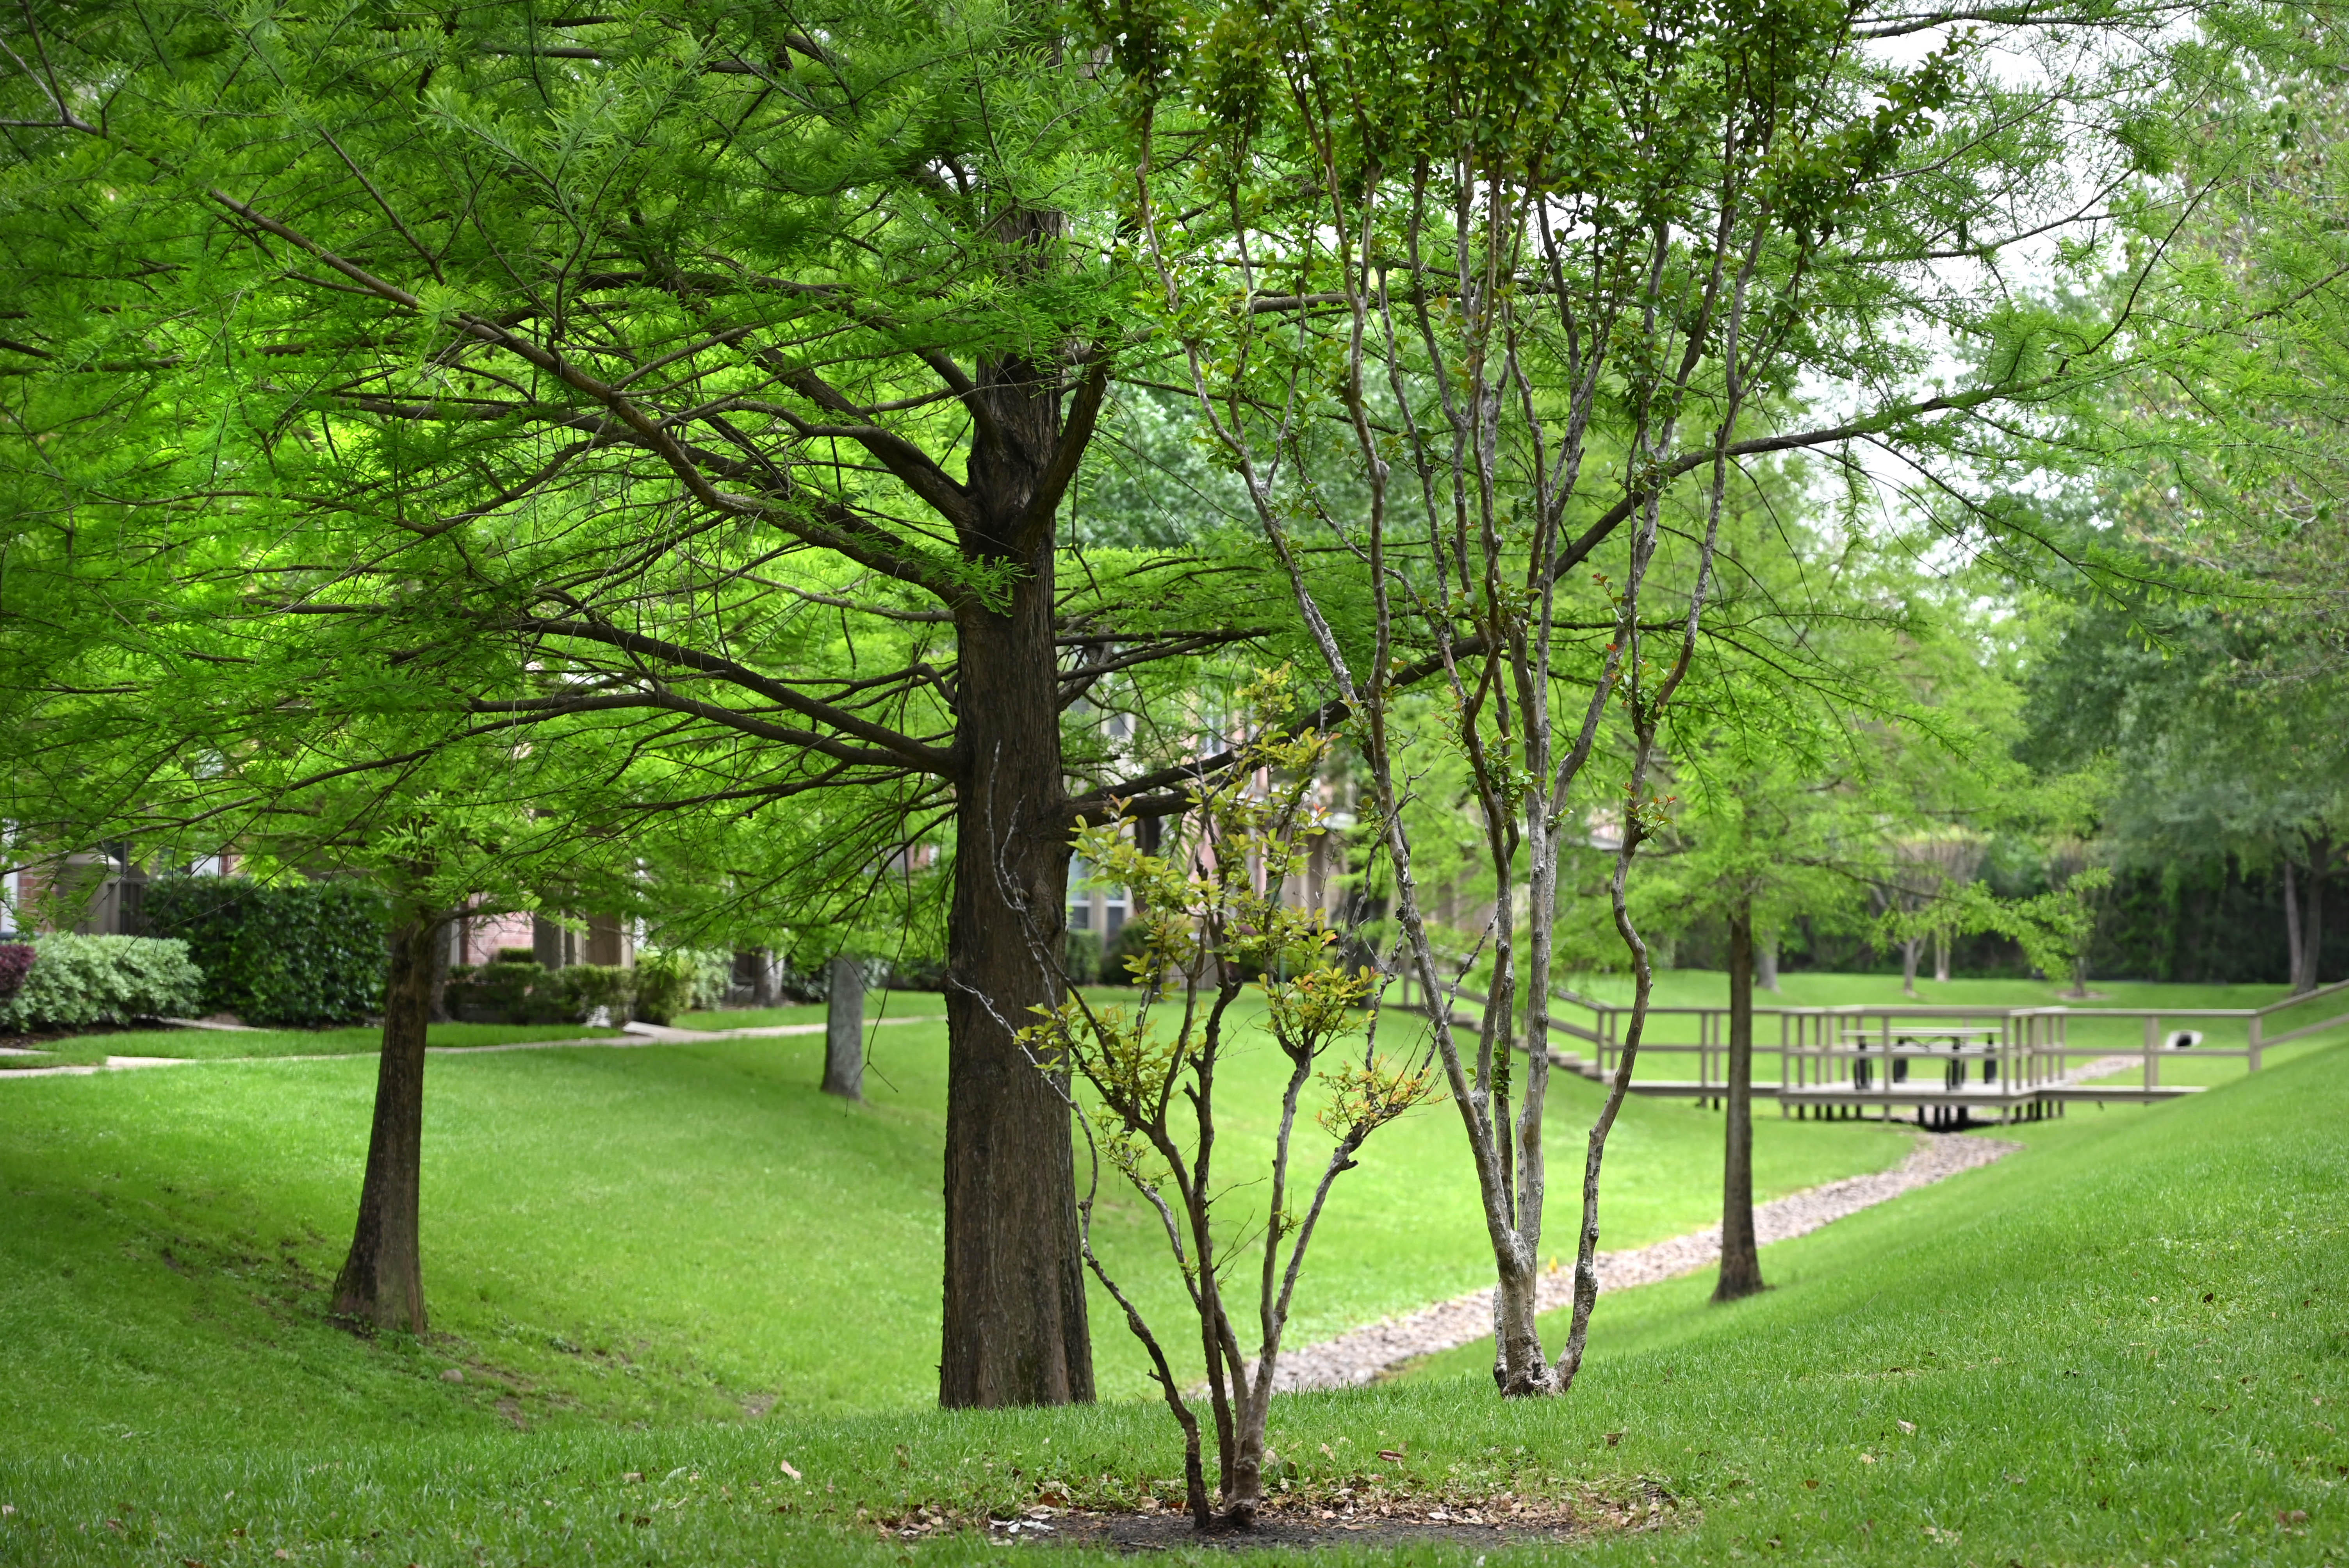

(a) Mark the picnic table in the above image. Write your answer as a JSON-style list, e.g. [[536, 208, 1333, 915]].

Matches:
[[1848, 1025, 2004, 1090]]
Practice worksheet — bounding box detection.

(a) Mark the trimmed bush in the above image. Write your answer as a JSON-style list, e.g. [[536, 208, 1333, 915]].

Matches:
[[554, 964, 634, 1025], [0, 934, 203, 1032], [141, 877, 387, 1027], [443, 962, 633, 1026], [630, 950, 701, 1026], [443, 961, 543, 1024], [0, 943, 32, 1002]]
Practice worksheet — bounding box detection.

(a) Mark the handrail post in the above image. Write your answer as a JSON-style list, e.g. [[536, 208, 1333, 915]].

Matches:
[[2144, 1013, 2157, 1092], [2248, 1013, 2262, 1074]]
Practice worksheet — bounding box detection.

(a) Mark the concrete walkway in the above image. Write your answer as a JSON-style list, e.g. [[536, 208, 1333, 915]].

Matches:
[[1266, 1131, 2021, 1392], [0, 1013, 944, 1078]]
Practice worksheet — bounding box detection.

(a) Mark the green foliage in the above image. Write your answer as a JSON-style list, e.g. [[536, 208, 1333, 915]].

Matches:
[[444, 962, 634, 1026], [443, 964, 546, 1026], [1019, 678, 1436, 1515], [0, 934, 203, 1032], [140, 877, 388, 1028], [630, 951, 707, 1028], [556, 966, 637, 1026], [1063, 928, 1104, 987]]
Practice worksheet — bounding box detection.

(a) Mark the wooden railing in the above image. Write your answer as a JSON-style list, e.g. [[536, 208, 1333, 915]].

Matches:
[[1389, 969, 2349, 1103]]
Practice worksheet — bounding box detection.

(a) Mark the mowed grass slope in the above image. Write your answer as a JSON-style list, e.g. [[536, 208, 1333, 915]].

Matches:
[[2, 1037, 2342, 1566], [0, 996, 1907, 1449]]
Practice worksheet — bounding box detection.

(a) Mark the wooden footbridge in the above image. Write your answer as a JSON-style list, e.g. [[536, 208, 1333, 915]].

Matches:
[[1396, 975, 2349, 1129]]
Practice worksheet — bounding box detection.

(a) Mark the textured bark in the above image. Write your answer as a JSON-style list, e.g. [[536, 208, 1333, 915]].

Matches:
[[1713, 903, 1764, 1302], [2288, 843, 2326, 994], [938, 284, 1095, 1407], [331, 913, 439, 1332], [822, 955, 865, 1100]]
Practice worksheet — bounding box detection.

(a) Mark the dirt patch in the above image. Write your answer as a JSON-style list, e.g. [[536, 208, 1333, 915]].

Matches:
[[873, 1485, 1679, 1552]]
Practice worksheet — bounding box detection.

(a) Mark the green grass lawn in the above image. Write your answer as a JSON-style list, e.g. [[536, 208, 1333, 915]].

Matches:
[[0, 994, 1911, 1451], [2, 1028, 2340, 1565], [0, 1020, 624, 1069], [672, 990, 929, 1032]]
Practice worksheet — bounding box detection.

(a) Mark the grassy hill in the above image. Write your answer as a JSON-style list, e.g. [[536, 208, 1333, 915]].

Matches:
[[0, 995, 1908, 1443], [2, 980, 2342, 1565]]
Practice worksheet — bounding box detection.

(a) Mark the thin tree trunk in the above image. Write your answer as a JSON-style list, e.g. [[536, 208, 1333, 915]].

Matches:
[[332, 911, 440, 1332], [1713, 903, 1763, 1302], [939, 320, 1094, 1404], [1901, 936, 1921, 999], [1933, 927, 1951, 984], [1756, 930, 1779, 992], [2285, 857, 2304, 991], [2301, 855, 2324, 994], [822, 955, 864, 1100]]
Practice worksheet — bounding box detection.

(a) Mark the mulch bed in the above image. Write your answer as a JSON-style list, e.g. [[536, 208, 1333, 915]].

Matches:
[[871, 1484, 1681, 1552]]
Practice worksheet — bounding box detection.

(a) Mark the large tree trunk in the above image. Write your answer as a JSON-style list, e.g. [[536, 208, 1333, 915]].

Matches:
[[1713, 903, 1763, 1303], [823, 955, 865, 1100], [938, 304, 1095, 1408], [332, 912, 440, 1332]]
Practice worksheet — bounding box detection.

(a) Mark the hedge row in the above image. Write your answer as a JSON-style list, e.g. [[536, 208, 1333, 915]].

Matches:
[[141, 877, 387, 1027], [0, 934, 203, 1032]]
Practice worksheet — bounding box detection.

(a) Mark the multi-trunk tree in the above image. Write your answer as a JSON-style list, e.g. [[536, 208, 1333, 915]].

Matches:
[[1101, 0, 2297, 1396]]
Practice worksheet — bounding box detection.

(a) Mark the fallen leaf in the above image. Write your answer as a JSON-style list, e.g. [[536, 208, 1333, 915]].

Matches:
[[1896, 1420, 1916, 1436], [1858, 1454, 1877, 1464], [622, 1472, 642, 1483], [1803, 1479, 1818, 1490], [2279, 1509, 2308, 1526], [778, 1460, 802, 1482], [1376, 1450, 1406, 1463], [1604, 1433, 1623, 1448]]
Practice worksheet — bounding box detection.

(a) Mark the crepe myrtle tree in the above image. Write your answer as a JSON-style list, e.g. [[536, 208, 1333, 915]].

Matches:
[[1009, 684, 1436, 1531], [1098, 0, 2308, 1395]]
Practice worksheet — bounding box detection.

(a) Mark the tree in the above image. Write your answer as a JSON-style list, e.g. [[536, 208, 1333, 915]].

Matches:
[[0, 0, 1304, 1403], [1107, 0, 2258, 1396], [1014, 688, 1434, 1531], [2021, 604, 2347, 992]]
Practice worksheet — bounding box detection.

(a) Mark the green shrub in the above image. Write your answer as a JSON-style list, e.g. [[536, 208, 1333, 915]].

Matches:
[[554, 964, 634, 1024], [443, 962, 632, 1026], [0, 934, 203, 1031], [1064, 928, 1102, 986], [443, 961, 544, 1024], [631, 950, 699, 1025], [141, 877, 387, 1026]]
